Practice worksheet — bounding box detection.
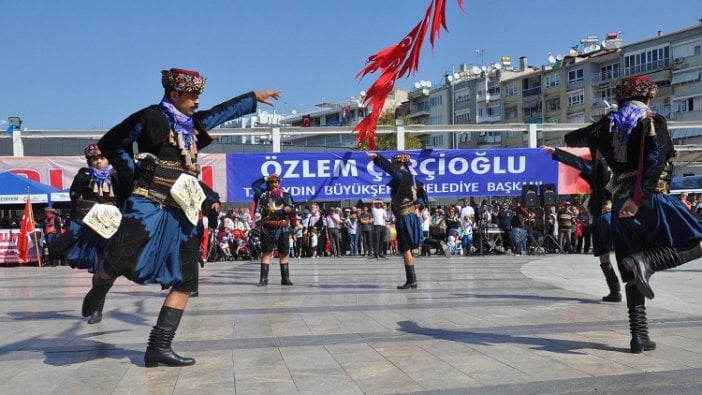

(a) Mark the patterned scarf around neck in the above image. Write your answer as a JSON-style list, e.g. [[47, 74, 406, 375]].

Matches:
[[609, 100, 650, 163], [89, 164, 114, 197], [161, 98, 195, 148]]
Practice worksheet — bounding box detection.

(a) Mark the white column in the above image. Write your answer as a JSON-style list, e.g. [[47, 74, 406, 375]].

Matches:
[[395, 120, 405, 151], [528, 123, 538, 148], [12, 129, 24, 157], [271, 127, 281, 153]]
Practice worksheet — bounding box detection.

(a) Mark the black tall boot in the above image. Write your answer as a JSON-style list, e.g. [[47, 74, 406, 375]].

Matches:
[[397, 265, 417, 289], [600, 262, 622, 302], [87, 296, 106, 324], [144, 306, 195, 367], [623, 244, 702, 299], [625, 284, 656, 354], [82, 275, 114, 317], [257, 263, 269, 287], [280, 263, 293, 285]]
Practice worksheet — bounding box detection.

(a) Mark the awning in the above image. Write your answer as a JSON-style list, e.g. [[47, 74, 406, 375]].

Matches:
[[672, 69, 701, 85]]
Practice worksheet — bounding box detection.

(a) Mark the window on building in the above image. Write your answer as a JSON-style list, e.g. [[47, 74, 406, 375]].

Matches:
[[546, 98, 561, 111], [456, 93, 471, 103], [428, 115, 444, 125], [431, 135, 444, 146], [428, 95, 443, 107], [676, 96, 701, 113], [673, 39, 702, 59], [624, 45, 670, 75], [599, 86, 614, 104], [567, 90, 584, 107], [504, 83, 517, 97], [545, 74, 560, 88], [599, 63, 620, 81], [456, 112, 471, 123], [568, 69, 584, 83]]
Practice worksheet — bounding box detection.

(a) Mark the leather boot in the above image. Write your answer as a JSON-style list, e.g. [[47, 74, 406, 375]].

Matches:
[[626, 284, 656, 354], [82, 274, 114, 317], [600, 262, 622, 302], [622, 244, 702, 299], [397, 265, 417, 289], [144, 306, 195, 367], [87, 296, 106, 324], [280, 263, 293, 286], [257, 263, 269, 287]]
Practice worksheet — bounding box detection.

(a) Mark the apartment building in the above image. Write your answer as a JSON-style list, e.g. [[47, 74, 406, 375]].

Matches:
[[407, 22, 702, 148]]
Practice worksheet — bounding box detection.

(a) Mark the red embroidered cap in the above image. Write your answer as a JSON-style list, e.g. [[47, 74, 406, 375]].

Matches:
[[161, 68, 206, 94], [614, 76, 658, 101], [84, 143, 102, 159]]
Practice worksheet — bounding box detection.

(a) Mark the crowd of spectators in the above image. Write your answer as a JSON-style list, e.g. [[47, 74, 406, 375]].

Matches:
[[11, 191, 700, 262], [204, 196, 608, 261]]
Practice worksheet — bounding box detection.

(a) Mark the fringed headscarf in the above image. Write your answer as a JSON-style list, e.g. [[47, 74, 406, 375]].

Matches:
[[161, 97, 199, 170], [609, 101, 653, 163], [83, 144, 115, 197], [89, 164, 115, 197]]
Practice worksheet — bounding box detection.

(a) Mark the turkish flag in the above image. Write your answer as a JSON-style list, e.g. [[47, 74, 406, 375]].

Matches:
[[16, 199, 34, 263], [302, 114, 311, 127]]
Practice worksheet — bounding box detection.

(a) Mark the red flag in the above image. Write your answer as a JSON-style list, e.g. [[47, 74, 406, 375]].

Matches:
[[354, 0, 465, 149], [17, 198, 34, 263]]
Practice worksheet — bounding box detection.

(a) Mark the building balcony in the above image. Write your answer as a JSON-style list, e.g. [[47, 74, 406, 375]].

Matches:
[[624, 59, 671, 76], [476, 114, 502, 123], [409, 110, 430, 119], [674, 110, 702, 122], [590, 69, 620, 83], [522, 86, 541, 97], [476, 92, 501, 103]]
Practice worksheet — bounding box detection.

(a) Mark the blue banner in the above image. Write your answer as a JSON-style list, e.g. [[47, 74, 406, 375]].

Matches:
[[226, 149, 558, 202]]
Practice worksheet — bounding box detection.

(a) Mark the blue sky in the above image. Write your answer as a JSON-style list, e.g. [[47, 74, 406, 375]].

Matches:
[[2, 0, 700, 130]]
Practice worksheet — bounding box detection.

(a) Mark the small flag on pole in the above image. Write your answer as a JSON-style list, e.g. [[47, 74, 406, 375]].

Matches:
[[16, 197, 34, 263]]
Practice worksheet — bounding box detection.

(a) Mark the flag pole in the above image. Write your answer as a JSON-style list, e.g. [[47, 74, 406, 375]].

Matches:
[[27, 196, 42, 268]]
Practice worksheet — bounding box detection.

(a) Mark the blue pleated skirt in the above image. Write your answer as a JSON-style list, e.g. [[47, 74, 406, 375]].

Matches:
[[612, 194, 702, 282], [106, 196, 198, 288], [612, 194, 702, 252], [65, 220, 108, 272], [396, 214, 424, 251]]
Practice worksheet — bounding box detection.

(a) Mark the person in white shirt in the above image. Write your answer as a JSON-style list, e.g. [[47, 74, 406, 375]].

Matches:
[[459, 198, 475, 223], [345, 211, 359, 256], [370, 199, 388, 259]]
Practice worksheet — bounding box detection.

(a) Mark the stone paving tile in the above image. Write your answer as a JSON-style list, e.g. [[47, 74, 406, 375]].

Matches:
[[2, 254, 702, 393]]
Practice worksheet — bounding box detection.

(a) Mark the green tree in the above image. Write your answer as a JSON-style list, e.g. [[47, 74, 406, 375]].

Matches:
[[357, 111, 422, 151]]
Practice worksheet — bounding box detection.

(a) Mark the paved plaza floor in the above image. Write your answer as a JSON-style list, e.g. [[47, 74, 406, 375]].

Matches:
[[1, 253, 702, 394]]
